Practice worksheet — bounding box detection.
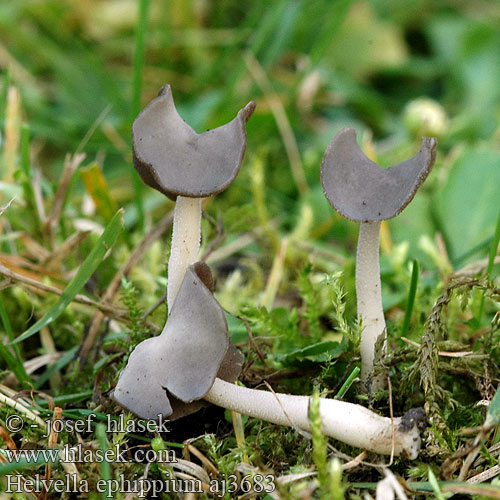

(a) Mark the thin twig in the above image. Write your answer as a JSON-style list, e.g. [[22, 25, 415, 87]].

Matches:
[[239, 315, 267, 366], [205, 233, 254, 264], [342, 451, 367, 470], [468, 465, 500, 483], [0, 196, 16, 216], [140, 292, 167, 320], [401, 337, 475, 357], [201, 213, 225, 263], [261, 237, 288, 309], [41, 230, 91, 273], [0, 262, 160, 332], [262, 380, 311, 440], [75, 104, 112, 154], [32, 166, 47, 223], [458, 429, 488, 481], [41, 406, 63, 500]]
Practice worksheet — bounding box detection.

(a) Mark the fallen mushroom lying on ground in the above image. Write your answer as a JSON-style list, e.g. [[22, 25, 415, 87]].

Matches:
[[112, 262, 243, 420], [113, 262, 428, 458]]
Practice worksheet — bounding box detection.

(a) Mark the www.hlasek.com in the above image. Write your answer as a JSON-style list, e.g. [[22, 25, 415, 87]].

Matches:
[[1, 443, 176, 464]]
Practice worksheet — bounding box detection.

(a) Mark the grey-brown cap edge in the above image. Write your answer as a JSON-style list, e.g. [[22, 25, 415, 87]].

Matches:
[[320, 127, 437, 222], [132, 84, 256, 200]]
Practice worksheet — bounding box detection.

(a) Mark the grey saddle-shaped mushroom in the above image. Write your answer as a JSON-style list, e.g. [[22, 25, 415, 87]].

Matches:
[[112, 263, 243, 421], [131, 84, 256, 312], [112, 264, 428, 460], [132, 84, 255, 200], [321, 127, 437, 223], [113, 252, 428, 459], [321, 128, 437, 382]]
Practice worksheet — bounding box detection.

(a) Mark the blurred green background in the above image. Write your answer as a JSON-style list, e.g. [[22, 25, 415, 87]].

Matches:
[[1, 0, 499, 267]]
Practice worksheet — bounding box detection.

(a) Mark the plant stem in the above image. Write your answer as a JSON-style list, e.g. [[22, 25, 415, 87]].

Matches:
[[130, 0, 151, 233], [204, 378, 423, 458], [400, 259, 419, 339], [476, 206, 500, 323], [335, 366, 360, 399], [131, 0, 150, 120], [167, 196, 202, 311], [356, 221, 386, 380]]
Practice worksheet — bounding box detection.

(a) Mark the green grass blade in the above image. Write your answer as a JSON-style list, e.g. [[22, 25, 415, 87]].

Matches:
[[35, 345, 79, 388], [36, 390, 93, 407], [0, 342, 31, 387], [0, 67, 10, 122], [310, 0, 353, 66], [131, 0, 150, 120], [20, 124, 31, 178], [486, 380, 500, 427], [96, 423, 112, 500], [486, 207, 500, 276], [0, 294, 22, 356], [0, 298, 31, 386], [335, 366, 360, 399], [476, 206, 500, 322], [19, 123, 39, 226], [130, 0, 151, 233], [247, 0, 288, 62], [428, 469, 446, 500], [12, 209, 124, 345], [0, 454, 58, 474], [400, 259, 419, 338], [452, 235, 493, 267]]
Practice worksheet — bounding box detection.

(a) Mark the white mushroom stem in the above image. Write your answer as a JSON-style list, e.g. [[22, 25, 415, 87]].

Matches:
[[167, 196, 203, 311], [356, 221, 387, 380], [204, 378, 422, 458]]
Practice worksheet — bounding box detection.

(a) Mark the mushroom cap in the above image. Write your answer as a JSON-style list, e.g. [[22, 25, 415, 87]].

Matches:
[[167, 343, 244, 421], [320, 128, 437, 222], [132, 84, 256, 200], [160, 264, 229, 403], [112, 336, 174, 419], [112, 263, 241, 420]]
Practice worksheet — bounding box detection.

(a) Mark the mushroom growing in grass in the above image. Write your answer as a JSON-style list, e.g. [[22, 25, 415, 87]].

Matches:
[[114, 262, 428, 459], [113, 262, 243, 420], [321, 128, 437, 381], [132, 84, 255, 310]]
